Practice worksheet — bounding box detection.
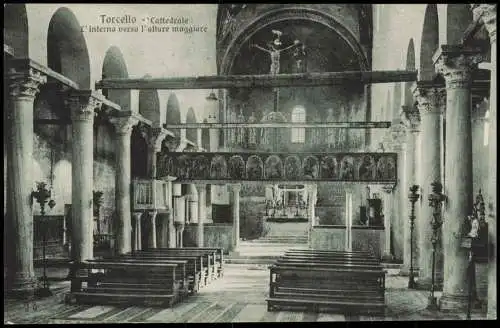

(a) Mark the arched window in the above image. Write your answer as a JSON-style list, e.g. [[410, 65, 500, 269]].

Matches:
[[291, 105, 306, 143], [484, 110, 490, 146]]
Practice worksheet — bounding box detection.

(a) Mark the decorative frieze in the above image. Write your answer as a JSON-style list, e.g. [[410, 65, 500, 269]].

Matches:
[[433, 45, 483, 90]]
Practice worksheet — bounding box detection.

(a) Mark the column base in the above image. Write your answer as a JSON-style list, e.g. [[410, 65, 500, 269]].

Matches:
[[439, 293, 469, 312], [4, 274, 37, 300], [415, 276, 443, 291], [399, 265, 419, 277], [382, 253, 394, 262]]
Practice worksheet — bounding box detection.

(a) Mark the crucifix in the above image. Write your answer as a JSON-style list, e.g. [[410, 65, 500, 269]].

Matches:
[[251, 30, 301, 112]]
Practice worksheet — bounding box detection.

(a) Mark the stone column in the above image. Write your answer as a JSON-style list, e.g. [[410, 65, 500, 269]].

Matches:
[[110, 114, 139, 254], [308, 184, 317, 227], [5, 65, 46, 298], [413, 83, 446, 289], [68, 91, 103, 264], [163, 177, 176, 248], [230, 184, 241, 251], [389, 121, 406, 262], [434, 45, 482, 310], [197, 184, 207, 247], [472, 4, 497, 319], [132, 212, 142, 251], [187, 184, 199, 224], [173, 184, 185, 248], [147, 127, 168, 179], [381, 185, 395, 261], [148, 210, 158, 249], [400, 107, 421, 276]]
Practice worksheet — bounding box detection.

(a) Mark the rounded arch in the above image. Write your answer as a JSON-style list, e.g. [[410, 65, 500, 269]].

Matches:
[[138, 78, 160, 123], [47, 7, 91, 88], [102, 46, 131, 111], [447, 5, 473, 45], [166, 93, 182, 137], [220, 7, 369, 75], [403, 38, 415, 107], [419, 4, 439, 81], [4, 4, 29, 57], [185, 107, 197, 142]]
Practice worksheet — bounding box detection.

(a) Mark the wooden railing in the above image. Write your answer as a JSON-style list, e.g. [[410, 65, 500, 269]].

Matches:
[[133, 179, 169, 211]]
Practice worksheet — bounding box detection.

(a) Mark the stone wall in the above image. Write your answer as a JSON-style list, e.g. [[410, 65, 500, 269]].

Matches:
[[183, 223, 234, 253], [310, 226, 346, 251]]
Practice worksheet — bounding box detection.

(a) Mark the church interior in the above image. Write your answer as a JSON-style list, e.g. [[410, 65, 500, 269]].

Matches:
[[3, 3, 497, 323]]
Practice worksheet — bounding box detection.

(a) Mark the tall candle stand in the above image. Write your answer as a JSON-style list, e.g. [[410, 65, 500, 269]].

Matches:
[[427, 181, 446, 310], [408, 185, 420, 289], [32, 182, 56, 298]]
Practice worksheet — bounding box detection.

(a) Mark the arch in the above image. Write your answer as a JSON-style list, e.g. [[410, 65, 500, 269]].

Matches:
[[4, 4, 29, 57], [102, 46, 131, 111], [138, 78, 161, 123], [403, 39, 416, 107], [185, 107, 197, 142], [166, 93, 182, 137], [392, 82, 402, 118], [291, 105, 306, 143], [447, 5, 473, 44], [47, 7, 90, 88], [419, 4, 439, 81], [220, 7, 369, 75]]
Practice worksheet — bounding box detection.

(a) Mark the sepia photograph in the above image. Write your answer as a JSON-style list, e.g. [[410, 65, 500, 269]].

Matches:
[[3, 3, 497, 323]]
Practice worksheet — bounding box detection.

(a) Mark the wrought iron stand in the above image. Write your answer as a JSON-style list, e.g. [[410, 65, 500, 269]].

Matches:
[[427, 181, 445, 310], [408, 185, 419, 289], [32, 182, 56, 298]]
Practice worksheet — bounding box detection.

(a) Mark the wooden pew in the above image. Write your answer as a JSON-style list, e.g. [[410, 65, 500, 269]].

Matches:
[[140, 249, 216, 283], [93, 257, 189, 298], [119, 253, 204, 293], [177, 247, 225, 278], [267, 250, 386, 315], [67, 260, 182, 307]]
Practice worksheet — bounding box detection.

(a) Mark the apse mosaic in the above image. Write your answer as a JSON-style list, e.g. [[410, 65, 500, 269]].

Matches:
[[157, 152, 397, 182]]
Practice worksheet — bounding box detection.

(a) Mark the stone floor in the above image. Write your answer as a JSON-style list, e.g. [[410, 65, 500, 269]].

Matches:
[[4, 265, 488, 324]]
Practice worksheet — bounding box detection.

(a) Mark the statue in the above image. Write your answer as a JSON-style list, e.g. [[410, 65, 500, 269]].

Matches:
[[251, 30, 301, 75], [292, 44, 307, 73]]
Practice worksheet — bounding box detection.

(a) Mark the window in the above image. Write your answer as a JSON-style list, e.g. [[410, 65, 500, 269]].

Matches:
[[484, 110, 490, 146], [291, 106, 306, 143]]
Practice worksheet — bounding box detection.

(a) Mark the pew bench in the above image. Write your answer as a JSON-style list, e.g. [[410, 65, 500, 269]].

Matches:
[[141, 249, 216, 283], [67, 260, 182, 307], [122, 253, 203, 293], [178, 247, 224, 278]]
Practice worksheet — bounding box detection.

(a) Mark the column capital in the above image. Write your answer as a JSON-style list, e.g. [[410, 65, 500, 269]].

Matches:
[[401, 105, 421, 133], [382, 184, 396, 194], [230, 184, 241, 193], [8, 66, 47, 100], [109, 112, 140, 136], [412, 82, 446, 116], [471, 4, 497, 42], [433, 45, 484, 89], [163, 135, 181, 152], [388, 119, 407, 151], [67, 91, 104, 122], [147, 127, 170, 152]]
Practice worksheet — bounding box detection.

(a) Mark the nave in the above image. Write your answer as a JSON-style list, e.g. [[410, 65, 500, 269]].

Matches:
[[4, 264, 488, 324]]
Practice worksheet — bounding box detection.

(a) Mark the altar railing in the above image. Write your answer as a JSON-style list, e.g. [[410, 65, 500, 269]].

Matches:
[[133, 179, 169, 211]]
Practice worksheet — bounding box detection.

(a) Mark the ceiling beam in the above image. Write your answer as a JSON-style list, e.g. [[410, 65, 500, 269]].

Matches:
[[95, 70, 418, 90], [163, 122, 391, 129]]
